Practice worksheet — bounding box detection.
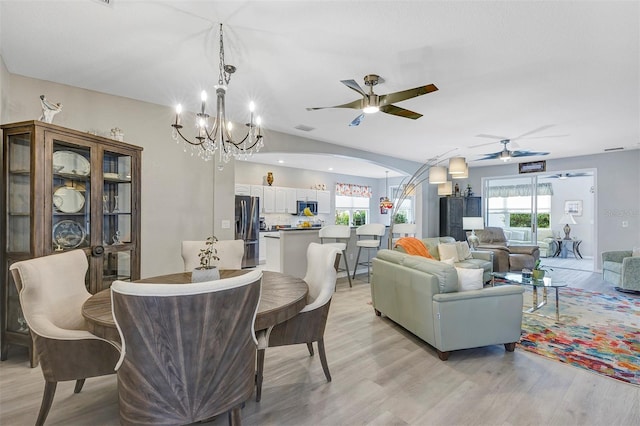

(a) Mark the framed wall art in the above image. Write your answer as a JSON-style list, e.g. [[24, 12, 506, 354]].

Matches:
[[564, 200, 583, 216]]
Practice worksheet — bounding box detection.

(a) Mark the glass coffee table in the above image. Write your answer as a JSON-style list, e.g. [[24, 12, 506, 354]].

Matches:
[[491, 272, 567, 321]]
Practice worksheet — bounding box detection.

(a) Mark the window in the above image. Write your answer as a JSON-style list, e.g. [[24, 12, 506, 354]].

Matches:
[[390, 185, 414, 224], [335, 195, 369, 226]]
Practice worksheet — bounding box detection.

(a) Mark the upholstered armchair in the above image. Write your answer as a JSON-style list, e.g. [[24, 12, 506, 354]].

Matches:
[[9, 250, 120, 426], [475, 227, 540, 272], [255, 243, 341, 402], [182, 239, 245, 271], [111, 269, 263, 425], [602, 250, 640, 294]]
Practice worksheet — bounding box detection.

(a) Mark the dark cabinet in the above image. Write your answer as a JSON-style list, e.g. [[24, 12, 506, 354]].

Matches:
[[1, 121, 143, 366], [439, 196, 481, 241]]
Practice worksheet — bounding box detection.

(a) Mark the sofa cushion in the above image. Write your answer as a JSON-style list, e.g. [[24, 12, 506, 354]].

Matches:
[[603, 261, 622, 274], [456, 241, 473, 260], [455, 267, 484, 291], [441, 258, 455, 266], [510, 230, 525, 241], [439, 243, 460, 262]]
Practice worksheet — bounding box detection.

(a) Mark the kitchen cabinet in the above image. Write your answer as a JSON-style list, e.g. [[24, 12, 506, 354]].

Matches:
[[317, 190, 331, 214], [263, 186, 276, 213], [439, 196, 481, 241], [275, 187, 297, 214], [235, 184, 251, 195], [1, 120, 142, 366], [250, 185, 263, 200], [296, 188, 317, 202]]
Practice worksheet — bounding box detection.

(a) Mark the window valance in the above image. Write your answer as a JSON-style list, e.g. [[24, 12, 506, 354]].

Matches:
[[487, 183, 554, 198], [336, 183, 372, 198]]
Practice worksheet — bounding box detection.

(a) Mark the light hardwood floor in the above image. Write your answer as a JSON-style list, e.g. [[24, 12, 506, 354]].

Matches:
[[1, 270, 638, 426]]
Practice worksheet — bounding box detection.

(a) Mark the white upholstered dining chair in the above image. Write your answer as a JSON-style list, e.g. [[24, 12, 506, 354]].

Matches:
[[9, 250, 120, 426], [319, 224, 352, 287], [255, 242, 341, 402], [182, 239, 245, 271]]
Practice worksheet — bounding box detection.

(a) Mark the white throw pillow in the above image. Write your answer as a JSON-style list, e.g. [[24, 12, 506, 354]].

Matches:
[[510, 230, 525, 241], [440, 258, 455, 266], [455, 267, 484, 292], [438, 243, 459, 262], [455, 241, 473, 260], [633, 247, 640, 257]]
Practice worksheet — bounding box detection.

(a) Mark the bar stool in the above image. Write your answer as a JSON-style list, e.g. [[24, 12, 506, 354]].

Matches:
[[352, 223, 386, 282], [391, 223, 417, 247], [319, 225, 352, 287]]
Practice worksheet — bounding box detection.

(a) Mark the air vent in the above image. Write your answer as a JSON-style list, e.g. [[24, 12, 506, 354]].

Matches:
[[294, 124, 315, 132], [604, 147, 624, 152]]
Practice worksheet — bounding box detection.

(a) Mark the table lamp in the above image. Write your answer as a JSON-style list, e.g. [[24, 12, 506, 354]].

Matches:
[[462, 216, 485, 248], [558, 213, 577, 240]]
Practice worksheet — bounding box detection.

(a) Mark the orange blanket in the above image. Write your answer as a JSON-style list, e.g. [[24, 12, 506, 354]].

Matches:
[[394, 237, 434, 259]]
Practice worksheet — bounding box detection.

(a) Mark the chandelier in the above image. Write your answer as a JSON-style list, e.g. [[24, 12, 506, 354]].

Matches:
[[171, 24, 264, 165], [380, 171, 393, 210]]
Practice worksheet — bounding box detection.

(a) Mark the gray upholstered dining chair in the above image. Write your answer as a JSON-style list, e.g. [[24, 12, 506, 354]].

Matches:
[[181, 239, 245, 271], [9, 250, 120, 426], [255, 243, 341, 402], [111, 269, 262, 426], [319, 224, 352, 287]]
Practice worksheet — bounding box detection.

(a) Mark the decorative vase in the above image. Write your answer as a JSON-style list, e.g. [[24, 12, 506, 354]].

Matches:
[[191, 266, 220, 283], [532, 269, 545, 280], [267, 172, 274, 186]]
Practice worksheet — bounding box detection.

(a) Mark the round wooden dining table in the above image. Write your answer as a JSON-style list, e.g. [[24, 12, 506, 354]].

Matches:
[[82, 270, 308, 343]]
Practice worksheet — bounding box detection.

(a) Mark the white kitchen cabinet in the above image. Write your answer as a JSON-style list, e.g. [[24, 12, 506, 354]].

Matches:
[[263, 186, 276, 213], [275, 187, 287, 213], [235, 184, 251, 196], [250, 185, 263, 199], [285, 187, 297, 214], [295, 188, 319, 202], [317, 190, 331, 214]]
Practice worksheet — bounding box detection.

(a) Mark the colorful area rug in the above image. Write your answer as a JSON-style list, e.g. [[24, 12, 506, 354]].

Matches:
[[518, 287, 640, 385]]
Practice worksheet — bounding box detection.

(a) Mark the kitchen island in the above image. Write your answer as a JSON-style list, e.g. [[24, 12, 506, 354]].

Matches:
[[264, 226, 389, 280]]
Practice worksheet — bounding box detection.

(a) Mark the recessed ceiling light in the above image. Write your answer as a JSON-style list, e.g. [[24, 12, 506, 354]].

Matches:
[[328, 167, 333, 171], [278, 160, 284, 164]]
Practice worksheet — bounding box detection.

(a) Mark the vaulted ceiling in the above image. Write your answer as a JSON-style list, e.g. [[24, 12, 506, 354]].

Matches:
[[1, 1, 638, 177]]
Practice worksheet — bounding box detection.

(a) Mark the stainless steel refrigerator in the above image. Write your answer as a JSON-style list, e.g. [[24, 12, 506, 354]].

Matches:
[[235, 195, 259, 268]]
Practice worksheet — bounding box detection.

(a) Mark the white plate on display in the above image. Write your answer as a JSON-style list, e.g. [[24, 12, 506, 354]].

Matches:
[[52, 220, 86, 249], [53, 150, 90, 176], [53, 186, 85, 213]]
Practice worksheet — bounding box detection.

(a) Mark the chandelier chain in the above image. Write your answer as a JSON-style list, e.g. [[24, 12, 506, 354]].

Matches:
[[219, 23, 231, 86]]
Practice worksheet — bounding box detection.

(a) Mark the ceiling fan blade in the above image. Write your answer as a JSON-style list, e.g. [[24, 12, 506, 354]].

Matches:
[[511, 150, 550, 157], [468, 140, 505, 149], [475, 134, 509, 140], [341, 79, 367, 96], [306, 98, 362, 111], [379, 104, 422, 120], [380, 84, 438, 106], [349, 113, 365, 127], [522, 134, 570, 139], [474, 152, 501, 161], [512, 125, 555, 140]]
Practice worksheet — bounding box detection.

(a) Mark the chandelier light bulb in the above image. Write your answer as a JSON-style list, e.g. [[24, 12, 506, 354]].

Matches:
[[227, 121, 233, 131], [256, 116, 262, 126], [249, 101, 255, 112], [201, 91, 207, 102], [176, 104, 182, 114]]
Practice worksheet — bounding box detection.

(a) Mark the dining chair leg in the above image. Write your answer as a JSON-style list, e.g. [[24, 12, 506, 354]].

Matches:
[[352, 247, 362, 279], [306, 342, 314, 356], [73, 378, 85, 394], [228, 406, 242, 426], [342, 250, 352, 287], [317, 338, 332, 382], [36, 381, 57, 426], [256, 349, 265, 402]]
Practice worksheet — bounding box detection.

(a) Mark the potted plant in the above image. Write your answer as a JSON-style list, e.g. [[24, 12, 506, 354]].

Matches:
[[532, 259, 552, 280], [191, 236, 220, 282]]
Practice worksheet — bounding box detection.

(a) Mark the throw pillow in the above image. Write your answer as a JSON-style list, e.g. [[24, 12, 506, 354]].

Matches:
[[455, 241, 473, 260], [438, 243, 459, 262], [633, 247, 640, 257], [455, 267, 484, 292], [440, 258, 455, 266]]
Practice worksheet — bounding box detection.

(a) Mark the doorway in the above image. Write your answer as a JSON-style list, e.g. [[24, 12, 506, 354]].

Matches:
[[482, 169, 596, 272]]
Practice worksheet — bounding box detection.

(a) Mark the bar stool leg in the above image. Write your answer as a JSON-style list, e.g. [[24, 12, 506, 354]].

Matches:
[[342, 249, 352, 287], [352, 247, 362, 280], [366, 249, 371, 283]]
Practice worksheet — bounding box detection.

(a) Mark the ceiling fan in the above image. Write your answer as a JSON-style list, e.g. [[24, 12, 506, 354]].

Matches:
[[475, 139, 550, 162], [543, 172, 592, 179], [306, 74, 438, 126]]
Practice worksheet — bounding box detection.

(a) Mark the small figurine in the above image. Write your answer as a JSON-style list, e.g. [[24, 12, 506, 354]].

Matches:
[[39, 95, 63, 123], [454, 183, 460, 197]]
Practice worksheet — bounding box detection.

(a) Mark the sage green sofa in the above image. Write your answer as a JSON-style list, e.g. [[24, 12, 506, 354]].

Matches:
[[371, 249, 525, 360], [602, 250, 640, 294], [395, 236, 494, 283]]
